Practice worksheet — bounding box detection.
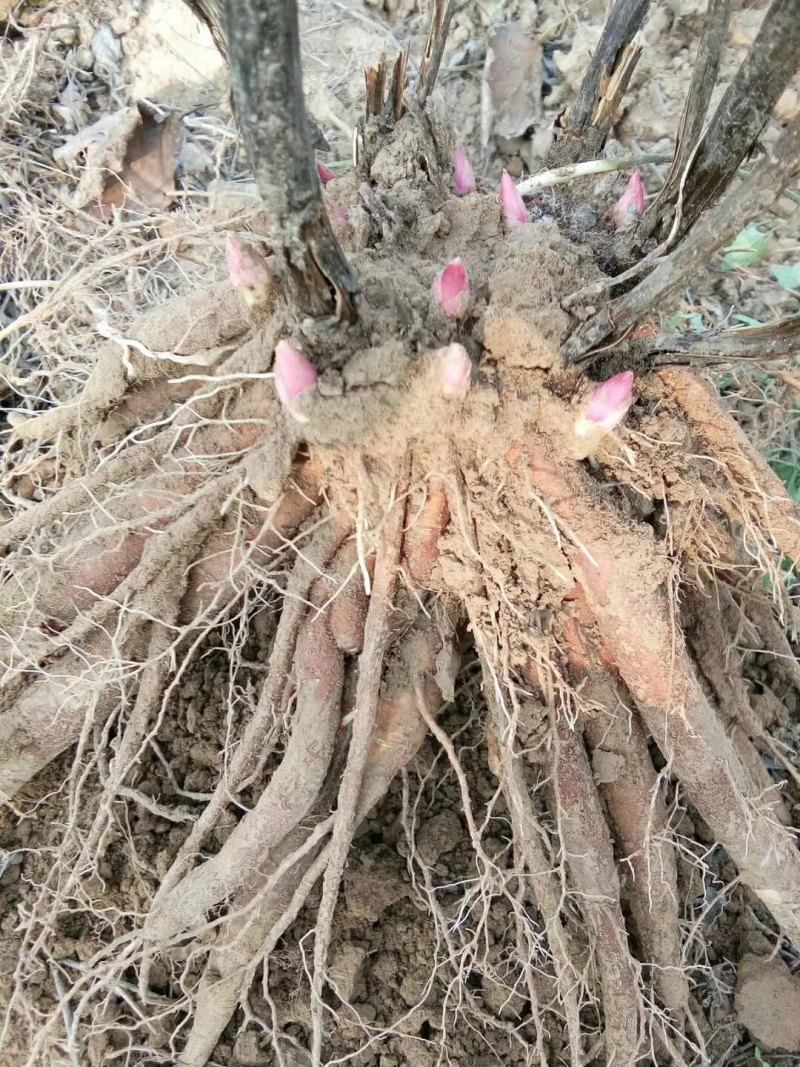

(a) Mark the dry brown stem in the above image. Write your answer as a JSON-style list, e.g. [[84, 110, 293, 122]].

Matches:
[[549, 0, 651, 163], [224, 0, 358, 319], [677, 0, 800, 233], [642, 0, 730, 238], [567, 111, 800, 362]]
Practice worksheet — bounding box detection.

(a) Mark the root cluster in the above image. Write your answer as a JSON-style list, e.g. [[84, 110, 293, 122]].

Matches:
[[1, 111, 799, 1067]]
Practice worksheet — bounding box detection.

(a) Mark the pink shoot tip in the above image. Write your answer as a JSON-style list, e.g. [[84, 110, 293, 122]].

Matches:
[[433, 258, 471, 319], [454, 149, 476, 196], [226, 235, 272, 306], [317, 162, 337, 184], [575, 371, 635, 439], [274, 341, 319, 422], [436, 344, 472, 398], [500, 171, 527, 230], [612, 171, 645, 229]]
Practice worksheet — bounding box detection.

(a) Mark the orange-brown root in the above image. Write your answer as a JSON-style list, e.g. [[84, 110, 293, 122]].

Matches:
[[527, 452, 800, 944], [685, 587, 791, 824], [562, 593, 689, 1020], [146, 524, 348, 942], [175, 609, 457, 1067], [547, 703, 644, 1066], [660, 368, 800, 568], [0, 459, 323, 801], [10, 281, 250, 446]]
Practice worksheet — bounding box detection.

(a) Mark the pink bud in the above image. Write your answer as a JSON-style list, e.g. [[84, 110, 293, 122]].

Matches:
[[435, 343, 472, 398], [500, 171, 527, 230], [575, 371, 634, 439], [317, 162, 337, 184], [612, 171, 645, 229], [433, 258, 470, 319], [226, 235, 272, 307], [454, 149, 476, 196], [274, 341, 318, 422]]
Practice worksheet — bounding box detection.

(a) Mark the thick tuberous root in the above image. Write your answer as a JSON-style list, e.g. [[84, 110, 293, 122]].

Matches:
[[4, 105, 800, 1067]]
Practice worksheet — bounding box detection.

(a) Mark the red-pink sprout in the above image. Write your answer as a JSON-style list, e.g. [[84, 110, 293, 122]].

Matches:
[[454, 149, 477, 196], [274, 341, 319, 422], [612, 171, 645, 229], [500, 171, 527, 229], [433, 258, 471, 319], [317, 162, 337, 184], [575, 371, 635, 438], [436, 343, 472, 397], [226, 235, 271, 306]]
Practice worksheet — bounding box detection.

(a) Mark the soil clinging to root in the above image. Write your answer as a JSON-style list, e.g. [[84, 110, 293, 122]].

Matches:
[[1, 110, 800, 1067]]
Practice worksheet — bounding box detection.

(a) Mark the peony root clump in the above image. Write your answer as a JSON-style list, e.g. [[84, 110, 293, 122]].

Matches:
[[2, 2, 800, 1065]]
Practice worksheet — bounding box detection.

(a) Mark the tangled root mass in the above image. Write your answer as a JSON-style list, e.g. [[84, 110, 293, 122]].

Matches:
[[1, 112, 800, 1067]]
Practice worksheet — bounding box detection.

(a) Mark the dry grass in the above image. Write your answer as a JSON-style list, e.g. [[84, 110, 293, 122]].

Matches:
[[0, 30, 255, 467]]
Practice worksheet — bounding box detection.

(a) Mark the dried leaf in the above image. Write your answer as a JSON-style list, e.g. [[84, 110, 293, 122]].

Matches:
[[53, 80, 90, 133], [480, 23, 542, 147], [54, 107, 140, 169], [96, 106, 180, 217], [54, 104, 180, 218]]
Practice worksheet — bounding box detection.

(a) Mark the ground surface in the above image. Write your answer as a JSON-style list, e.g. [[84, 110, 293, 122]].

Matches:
[[1, 0, 800, 1064]]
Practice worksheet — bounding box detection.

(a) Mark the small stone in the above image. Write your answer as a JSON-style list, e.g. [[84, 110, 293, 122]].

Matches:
[[74, 46, 94, 71], [356, 1002, 376, 1024], [572, 205, 598, 233], [110, 13, 137, 36], [504, 156, 523, 178], [329, 942, 368, 1002], [344, 851, 408, 921], [91, 25, 122, 78], [53, 23, 78, 45], [592, 748, 625, 784], [233, 1030, 269, 1066], [776, 86, 800, 124], [0, 861, 20, 886], [416, 809, 462, 866], [735, 954, 800, 1051]]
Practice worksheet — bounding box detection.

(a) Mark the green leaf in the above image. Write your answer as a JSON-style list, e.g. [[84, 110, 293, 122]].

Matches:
[[770, 450, 800, 502], [720, 225, 769, 270], [771, 262, 800, 290], [665, 310, 707, 334], [754, 1048, 773, 1066], [734, 314, 763, 326]]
